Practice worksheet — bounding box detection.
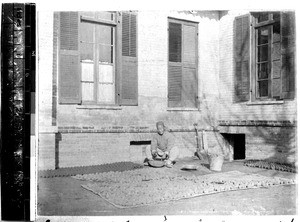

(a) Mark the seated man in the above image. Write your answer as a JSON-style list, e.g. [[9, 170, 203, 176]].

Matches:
[[145, 121, 179, 168]]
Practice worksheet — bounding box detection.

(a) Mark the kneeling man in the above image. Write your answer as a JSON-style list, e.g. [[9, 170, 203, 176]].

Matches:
[[146, 121, 179, 168]]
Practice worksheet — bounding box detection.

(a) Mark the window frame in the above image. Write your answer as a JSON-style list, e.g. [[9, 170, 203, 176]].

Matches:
[[58, 11, 138, 106], [251, 11, 282, 101], [79, 12, 118, 105]]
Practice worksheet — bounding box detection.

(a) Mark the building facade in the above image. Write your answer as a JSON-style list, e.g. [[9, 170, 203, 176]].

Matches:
[[38, 10, 296, 170]]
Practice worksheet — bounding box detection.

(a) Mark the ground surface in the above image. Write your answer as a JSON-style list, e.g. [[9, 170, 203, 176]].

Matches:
[[37, 157, 297, 216]]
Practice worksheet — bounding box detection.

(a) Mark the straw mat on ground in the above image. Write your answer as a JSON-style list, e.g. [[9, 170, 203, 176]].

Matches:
[[39, 161, 143, 178], [73, 169, 295, 208]]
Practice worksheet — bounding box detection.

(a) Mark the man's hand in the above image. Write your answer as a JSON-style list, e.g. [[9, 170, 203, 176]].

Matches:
[[162, 152, 169, 160], [152, 151, 158, 158]]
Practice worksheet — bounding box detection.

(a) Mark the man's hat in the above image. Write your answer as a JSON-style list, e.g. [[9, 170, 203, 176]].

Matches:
[[156, 121, 165, 128]]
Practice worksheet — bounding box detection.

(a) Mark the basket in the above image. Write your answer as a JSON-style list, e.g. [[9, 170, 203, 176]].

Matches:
[[148, 160, 165, 168]]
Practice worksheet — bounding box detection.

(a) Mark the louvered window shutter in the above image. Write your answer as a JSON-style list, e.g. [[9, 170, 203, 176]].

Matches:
[[281, 11, 295, 99], [168, 22, 182, 107], [58, 12, 81, 104], [168, 21, 198, 108], [234, 15, 250, 102], [182, 24, 197, 107], [119, 12, 138, 106], [271, 19, 281, 99]]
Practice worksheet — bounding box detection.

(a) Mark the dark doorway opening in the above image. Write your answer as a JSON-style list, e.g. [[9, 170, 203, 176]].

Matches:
[[222, 133, 246, 160], [130, 141, 151, 145]]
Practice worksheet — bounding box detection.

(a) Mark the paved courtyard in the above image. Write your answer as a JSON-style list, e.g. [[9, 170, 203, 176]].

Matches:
[[37, 157, 297, 216]]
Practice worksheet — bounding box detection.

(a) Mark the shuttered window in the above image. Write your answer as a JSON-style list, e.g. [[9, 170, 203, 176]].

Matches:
[[58, 12, 81, 104], [234, 15, 250, 102], [58, 11, 138, 105], [234, 11, 295, 102], [280, 12, 295, 99], [120, 12, 138, 105], [253, 11, 295, 100], [168, 18, 198, 108]]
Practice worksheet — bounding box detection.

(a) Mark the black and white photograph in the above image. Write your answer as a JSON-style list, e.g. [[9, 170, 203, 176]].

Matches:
[[0, 1, 298, 221]]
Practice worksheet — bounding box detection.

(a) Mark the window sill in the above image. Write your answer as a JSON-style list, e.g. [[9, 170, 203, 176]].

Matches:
[[167, 107, 199, 111], [246, 100, 284, 106], [76, 105, 122, 110]]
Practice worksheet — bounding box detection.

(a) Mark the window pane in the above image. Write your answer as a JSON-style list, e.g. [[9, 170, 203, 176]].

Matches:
[[272, 78, 281, 97], [99, 45, 113, 63], [258, 80, 268, 97], [80, 22, 94, 43], [273, 60, 281, 78], [99, 64, 113, 83], [98, 84, 115, 103], [81, 62, 94, 81], [257, 45, 269, 62], [95, 11, 115, 22], [272, 42, 281, 60], [273, 21, 281, 42], [96, 25, 113, 45], [257, 63, 269, 79], [82, 82, 94, 101], [169, 22, 182, 62], [257, 27, 269, 45], [258, 12, 269, 23], [272, 12, 280, 21], [80, 42, 94, 61]]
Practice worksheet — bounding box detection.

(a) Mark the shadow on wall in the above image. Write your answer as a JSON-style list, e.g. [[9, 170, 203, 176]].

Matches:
[[215, 11, 296, 164], [181, 10, 297, 165], [199, 86, 296, 164]]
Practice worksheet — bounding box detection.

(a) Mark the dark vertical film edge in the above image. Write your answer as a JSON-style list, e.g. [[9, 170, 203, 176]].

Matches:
[[1, 3, 35, 221]]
